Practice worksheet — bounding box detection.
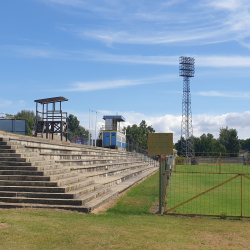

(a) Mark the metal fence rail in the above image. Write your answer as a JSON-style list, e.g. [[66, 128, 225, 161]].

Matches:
[[164, 153, 250, 218], [125, 142, 158, 167]]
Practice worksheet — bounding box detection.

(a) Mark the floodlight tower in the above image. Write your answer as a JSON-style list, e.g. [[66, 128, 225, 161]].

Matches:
[[179, 56, 195, 158]]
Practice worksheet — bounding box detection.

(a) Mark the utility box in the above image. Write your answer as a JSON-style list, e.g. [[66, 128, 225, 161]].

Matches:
[[101, 115, 126, 150]]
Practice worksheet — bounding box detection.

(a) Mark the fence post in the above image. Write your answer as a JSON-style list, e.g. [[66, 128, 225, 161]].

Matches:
[[219, 153, 221, 173], [159, 156, 165, 214], [241, 174, 243, 217]]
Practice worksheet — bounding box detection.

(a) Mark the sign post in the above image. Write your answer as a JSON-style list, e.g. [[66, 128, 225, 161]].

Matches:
[[148, 133, 173, 214]]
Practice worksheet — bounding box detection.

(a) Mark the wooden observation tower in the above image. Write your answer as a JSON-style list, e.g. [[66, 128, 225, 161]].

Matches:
[[34, 97, 68, 141]]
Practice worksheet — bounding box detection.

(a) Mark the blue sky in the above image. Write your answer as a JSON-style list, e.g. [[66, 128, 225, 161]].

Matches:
[[1, 0, 250, 142]]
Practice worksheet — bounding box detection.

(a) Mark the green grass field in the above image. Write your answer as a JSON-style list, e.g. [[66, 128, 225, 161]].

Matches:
[[1, 171, 250, 249], [166, 163, 250, 217]]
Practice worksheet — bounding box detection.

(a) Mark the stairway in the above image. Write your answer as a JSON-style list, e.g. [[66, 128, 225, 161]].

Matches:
[[0, 132, 158, 213]]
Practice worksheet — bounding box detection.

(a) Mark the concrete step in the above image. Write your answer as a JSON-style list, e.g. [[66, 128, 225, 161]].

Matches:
[[41, 153, 125, 161], [43, 167, 72, 175], [0, 164, 59, 171], [0, 156, 47, 162], [56, 174, 87, 187], [0, 185, 66, 193], [42, 161, 136, 176], [0, 160, 55, 166], [81, 163, 151, 179], [0, 202, 90, 213], [0, 168, 157, 213], [25, 145, 123, 155], [63, 160, 147, 174], [48, 171, 79, 181], [0, 180, 58, 187], [55, 158, 135, 167], [0, 181, 104, 200], [0, 196, 83, 206], [94, 164, 156, 188], [66, 182, 104, 198], [0, 148, 38, 154], [0, 191, 74, 199], [0, 175, 50, 181], [0, 178, 95, 193], [0, 170, 44, 176], [0, 185, 111, 206], [0, 138, 9, 142], [0, 132, 158, 213], [0, 152, 40, 158], [0, 145, 24, 150], [0, 141, 21, 146], [83, 191, 118, 212]]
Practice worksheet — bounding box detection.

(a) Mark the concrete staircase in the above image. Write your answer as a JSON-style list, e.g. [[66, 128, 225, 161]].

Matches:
[[0, 132, 158, 213]]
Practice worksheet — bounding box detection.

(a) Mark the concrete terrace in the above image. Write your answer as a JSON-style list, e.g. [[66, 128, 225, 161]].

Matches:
[[0, 132, 158, 213]]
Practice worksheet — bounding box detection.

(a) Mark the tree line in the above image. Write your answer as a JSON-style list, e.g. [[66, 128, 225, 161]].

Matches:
[[175, 127, 241, 155], [124, 120, 155, 151]]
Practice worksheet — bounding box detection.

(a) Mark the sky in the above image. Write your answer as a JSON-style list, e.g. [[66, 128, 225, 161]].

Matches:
[[1, 0, 250, 142]]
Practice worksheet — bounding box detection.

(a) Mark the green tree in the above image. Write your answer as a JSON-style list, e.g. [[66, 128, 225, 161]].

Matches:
[[125, 120, 155, 151], [175, 136, 184, 155], [68, 114, 89, 140], [218, 127, 240, 155], [213, 140, 226, 153], [194, 133, 215, 154], [239, 138, 250, 151], [68, 114, 80, 131], [14, 110, 38, 136]]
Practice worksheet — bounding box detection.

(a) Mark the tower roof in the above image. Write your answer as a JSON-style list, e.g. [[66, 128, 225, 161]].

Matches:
[[34, 97, 68, 104], [102, 115, 125, 122]]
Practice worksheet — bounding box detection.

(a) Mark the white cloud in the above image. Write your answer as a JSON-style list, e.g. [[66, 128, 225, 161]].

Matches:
[[198, 91, 250, 98], [84, 52, 250, 68], [75, 27, 231, 46], [64, 75, 177, 92], [3, 43, 250, 68], [48, 0, 250, 48], [76, 109, 250, 143], [205, 0, 241, 11], [0, 99, 12, 108], [0, 46, 63, 59], [3, 44, 250, 69]]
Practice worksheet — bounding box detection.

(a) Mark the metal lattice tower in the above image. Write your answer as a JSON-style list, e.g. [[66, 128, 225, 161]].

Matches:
[[179, 56, 195, 158]]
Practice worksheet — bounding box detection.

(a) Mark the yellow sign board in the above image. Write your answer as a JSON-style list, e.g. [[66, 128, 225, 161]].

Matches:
[[148, 133, 173, 155]]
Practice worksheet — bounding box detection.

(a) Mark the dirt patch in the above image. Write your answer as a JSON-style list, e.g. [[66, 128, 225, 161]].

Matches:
[[149, 202, 159, 214], [0, 223, 9, 230]]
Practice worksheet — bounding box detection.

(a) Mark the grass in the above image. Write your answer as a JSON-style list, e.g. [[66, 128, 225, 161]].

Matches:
[[1, 171, 250, 249], [107, 171, 159, 215], [167, 164, 250, 217]]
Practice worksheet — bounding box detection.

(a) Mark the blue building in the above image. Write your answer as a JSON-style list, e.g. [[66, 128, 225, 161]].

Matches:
[[101, 115, 126, 150]]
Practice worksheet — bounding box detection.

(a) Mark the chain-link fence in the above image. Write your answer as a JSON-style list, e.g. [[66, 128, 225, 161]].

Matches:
[[125, 142, 158, 167], [164, 153, 250, 218]]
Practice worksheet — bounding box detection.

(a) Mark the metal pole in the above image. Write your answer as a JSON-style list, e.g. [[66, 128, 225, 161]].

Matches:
[[159, 155, 164, 214], [219, 153, 222, 174], [241, 174, 243, 217]]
